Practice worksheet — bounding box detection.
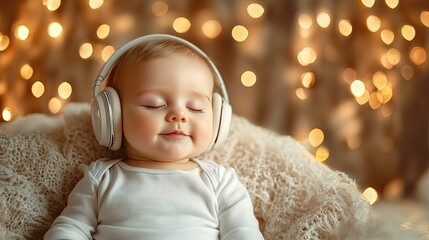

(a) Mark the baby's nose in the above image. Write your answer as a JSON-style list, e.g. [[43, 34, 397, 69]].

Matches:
[[166, 110, 187, 123]]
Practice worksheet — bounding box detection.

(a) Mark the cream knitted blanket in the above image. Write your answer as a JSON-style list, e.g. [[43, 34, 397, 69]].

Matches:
[[0, 103, 371, 239]]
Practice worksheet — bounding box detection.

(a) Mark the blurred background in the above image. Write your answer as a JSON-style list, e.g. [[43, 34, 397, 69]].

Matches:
[[0, 0, 428, 207]]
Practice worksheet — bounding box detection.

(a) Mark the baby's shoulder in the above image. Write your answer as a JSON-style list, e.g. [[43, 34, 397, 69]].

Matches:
[[87, 158, 122, 180], [194, 159, 237, 181]]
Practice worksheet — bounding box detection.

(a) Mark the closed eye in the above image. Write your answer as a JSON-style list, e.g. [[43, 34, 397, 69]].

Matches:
[[142, 105, 166, 111], [187, 107, 205, 113]]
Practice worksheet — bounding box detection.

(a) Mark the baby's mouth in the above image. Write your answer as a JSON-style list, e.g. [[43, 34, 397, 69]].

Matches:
[[160, 130, 189, 138]]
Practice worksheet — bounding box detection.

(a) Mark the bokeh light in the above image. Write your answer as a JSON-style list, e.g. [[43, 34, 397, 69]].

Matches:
[[202, 20, 222, 39], [301, 72, 315, 88], [15, 25, 30, 40], [309, 128, 324, 147], [96, 24, 110, 39], [401, 24, 416, 41], [315, 146, 329, 162], [46, 0, 61, 11], [31, 81, 45, 98], [363, 187, 378, 205], [2, 107, 12, 121], [316, 12, 331, 28], [361, 0, 375, 8], [298, 14, 312, 29], [101, 45, 115, 62], [241, 71, 257, 87], [58, 82, 72, 99], [48, 97, 62, 114], [79, 43, 93, 59], [0, 34, 10, 51], [380, 29, 394, 45], [232, 25, 249, 42], [247, 3, 264, 18], [338, 19, 352, 36], [366, 15, 381, 32], [48, 22, 63, 38], [89, 0, 104, 9], [297, 47, 317, 66], [20, 64, 34, 80], [410, 47, 426, 65], [351, 80, 366, 97], [152, 1, 168, 17], [173, 17, 191, 33]]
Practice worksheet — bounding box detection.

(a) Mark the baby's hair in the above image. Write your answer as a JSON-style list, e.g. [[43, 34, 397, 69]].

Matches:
[[106, 39, 213, 89]]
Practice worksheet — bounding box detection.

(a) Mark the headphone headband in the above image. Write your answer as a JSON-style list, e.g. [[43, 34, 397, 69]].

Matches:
[[92, 34, 229, 103]]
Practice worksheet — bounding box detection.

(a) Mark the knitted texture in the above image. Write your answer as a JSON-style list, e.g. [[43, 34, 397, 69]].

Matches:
[[0, 103, 371, 239]]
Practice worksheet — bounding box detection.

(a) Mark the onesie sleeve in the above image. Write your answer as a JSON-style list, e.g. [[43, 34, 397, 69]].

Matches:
[[216, 167, 265, 240], [44, 162, 101, 240]]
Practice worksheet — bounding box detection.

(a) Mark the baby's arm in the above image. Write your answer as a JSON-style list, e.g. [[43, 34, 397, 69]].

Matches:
[[216, 167, 265, 240], [44, 164, 99, 240]]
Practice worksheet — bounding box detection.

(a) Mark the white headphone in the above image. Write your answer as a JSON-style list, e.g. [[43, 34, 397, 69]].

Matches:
[[91, 34, 232, 151]]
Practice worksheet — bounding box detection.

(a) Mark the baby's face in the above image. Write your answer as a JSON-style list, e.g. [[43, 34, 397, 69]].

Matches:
[[117, 55, 214, 162]]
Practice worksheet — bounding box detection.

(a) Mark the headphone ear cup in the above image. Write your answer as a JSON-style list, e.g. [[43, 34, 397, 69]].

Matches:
[[90, 87, 122, 150], [208, 93, 232, 150]]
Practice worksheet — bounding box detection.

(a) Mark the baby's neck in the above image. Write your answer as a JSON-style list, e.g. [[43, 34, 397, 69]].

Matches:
[[123, 158, 199, 171]]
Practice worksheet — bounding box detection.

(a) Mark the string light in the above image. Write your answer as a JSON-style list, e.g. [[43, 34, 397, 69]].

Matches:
[[410, 47, 426, 65], [401, 65, 413, 80], [343, 68, 357, 84], [366, 15, 381, 32], [1, 107, 13, 121], [315, 146, 329, 162], [247, 3, 264, 18], [385, 0, 399, 9], [241, 71, 257, 87], [101, 45, 115, 62], [401, 24, 416, 41], [297, 47, 317, 66], [20, 64, 34, 80], [48, 97, 62, 114], [298, 14, 312, 29], [308, 128, 324, 147], [361, 0, 375, 8], [380, 29, 394, 45], [373, 71, 388, 90], [316, 12, 331, 28], [31, 81, 45, 98], [79, 43, 93, 59], [58, 82, 72, 99], [15, 25, 30, 40], [301, 72, 315, 88], [363, 187, 378, 205], [201, 20, 222, 39], [386, 48, 401, 65], [152, 1, 168, 16], [295, 88, 309, 100], [0, 33, 10, 51], [96, 24, 110, 39], [350, 80, 365, 97], [89, 0, 104, 9], [338, 19, 352, 37], [420, 11, 429, 27], [355, 90, 370, 105], [369, 92, 382, 109], [231, 25, 249, 42], [172, 17, 191, 33], [48, 22, 63, 38], [46, 0, 61, 11]]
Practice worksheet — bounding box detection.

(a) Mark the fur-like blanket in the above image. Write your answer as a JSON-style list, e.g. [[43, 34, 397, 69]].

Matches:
[[0, 103, 371, 239]]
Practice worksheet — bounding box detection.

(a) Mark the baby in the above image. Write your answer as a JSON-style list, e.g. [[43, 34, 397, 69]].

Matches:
[[44, 34, 264, 240]]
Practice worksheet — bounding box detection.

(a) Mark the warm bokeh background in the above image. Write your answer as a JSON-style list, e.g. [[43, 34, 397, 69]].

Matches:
[[0, 0, 428, 203]]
